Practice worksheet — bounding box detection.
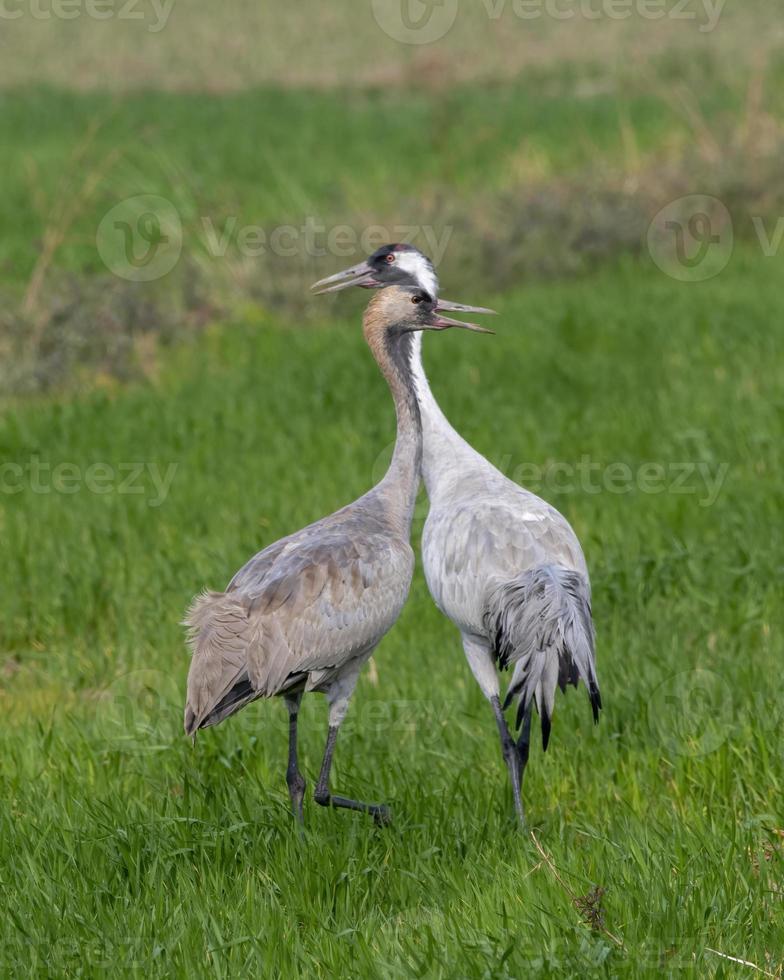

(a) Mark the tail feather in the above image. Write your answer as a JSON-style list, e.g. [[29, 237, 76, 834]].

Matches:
[[189, 677, 258, 734], [486, 565, 601, 750], [182, 590, 254, 736]]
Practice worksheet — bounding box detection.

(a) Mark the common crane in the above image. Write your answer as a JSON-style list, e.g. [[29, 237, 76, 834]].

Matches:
[[184, 285, 489, 825], [312, 245, 601, 823]]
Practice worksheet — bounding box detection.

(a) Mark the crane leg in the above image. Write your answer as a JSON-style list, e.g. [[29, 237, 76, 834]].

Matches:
[[516, 704, 533, 788], [491, 696, 525, 826], [313, 724, 391, 826], [284, 694, 306, 824]]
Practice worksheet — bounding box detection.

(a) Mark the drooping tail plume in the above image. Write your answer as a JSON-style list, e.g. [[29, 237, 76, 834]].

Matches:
[[182, 590, 256, 736], [485, 565, 601, 750]]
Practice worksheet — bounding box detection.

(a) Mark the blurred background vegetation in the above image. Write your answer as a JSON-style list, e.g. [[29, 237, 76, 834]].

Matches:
[[1, 5, 783, 975], [2, 0, 783, 392]]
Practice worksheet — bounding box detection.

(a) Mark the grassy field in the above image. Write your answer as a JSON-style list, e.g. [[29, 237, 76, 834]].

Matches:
[[1, 2, 784, 976], [1, 251, 783, 975], [0, 0, 778, 92], [5, 48, 784, 396], [6, 56, 784, 288]]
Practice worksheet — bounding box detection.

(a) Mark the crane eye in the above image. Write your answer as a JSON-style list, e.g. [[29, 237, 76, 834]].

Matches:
[[385, 254, 396, 264], [411, 295, 423, 305]]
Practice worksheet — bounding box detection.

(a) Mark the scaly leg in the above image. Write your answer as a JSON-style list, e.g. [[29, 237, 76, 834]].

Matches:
[[313, 724, 391, 826], [313, 667, 391, 825], [491, 695, 525, 826], [284, 694, 306, 824]]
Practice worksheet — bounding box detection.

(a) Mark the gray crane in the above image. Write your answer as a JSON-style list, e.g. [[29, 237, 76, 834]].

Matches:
[[183, 285, 488, 825], [312, 245, 601, 824]]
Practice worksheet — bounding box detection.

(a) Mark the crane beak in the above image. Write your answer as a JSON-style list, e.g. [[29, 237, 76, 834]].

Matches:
[[311, 261, 379, 295], [421, 313, 495, 334], [436, 298, 497, 316]]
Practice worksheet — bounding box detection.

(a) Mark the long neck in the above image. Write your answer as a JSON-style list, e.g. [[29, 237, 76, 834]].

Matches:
[[368, 328, 423, 529], [409, 332, 477, 489]]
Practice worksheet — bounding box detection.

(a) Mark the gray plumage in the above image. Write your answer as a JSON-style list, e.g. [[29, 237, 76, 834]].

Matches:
[[419, 463, 601, 749], [312, 244, 601, 822], [489, 566, 600, 744], [183, 519, 414, 733], [183, 285, 483, 824]]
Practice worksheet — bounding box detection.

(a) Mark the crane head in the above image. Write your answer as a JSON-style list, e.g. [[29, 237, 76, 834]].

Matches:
[[364, 286, 494, 339], [311, 243, 497, 317]]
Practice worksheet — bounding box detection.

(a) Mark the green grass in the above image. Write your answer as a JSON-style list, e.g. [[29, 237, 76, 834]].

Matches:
[[0, 0, 776, 92], [0, 78, 691, 285], [2, 5, 783, 972], [5, 48, 784, 292], [1, 250, 782, 976]]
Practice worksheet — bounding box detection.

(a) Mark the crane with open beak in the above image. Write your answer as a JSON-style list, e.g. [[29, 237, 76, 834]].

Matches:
[[312, 243, 600, 827], [310, 242, 497, 316]]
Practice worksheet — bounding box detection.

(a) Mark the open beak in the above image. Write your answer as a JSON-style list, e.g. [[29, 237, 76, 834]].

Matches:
[[436, 298, 497, 316], [311, 262, 379, 295], [423, 313, 495, 334]]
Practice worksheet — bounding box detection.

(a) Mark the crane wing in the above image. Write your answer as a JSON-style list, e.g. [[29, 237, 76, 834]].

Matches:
[[243, 530, 414, 693], [423, 494, 587, 634], [183, 526, 413, 733]]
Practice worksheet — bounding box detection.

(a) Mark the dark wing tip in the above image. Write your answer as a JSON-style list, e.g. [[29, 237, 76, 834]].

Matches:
[[184, 707, 198, 737], [589, 683, 602, 724], [541, 711, 552, 752], [513, 687, 530, 729]]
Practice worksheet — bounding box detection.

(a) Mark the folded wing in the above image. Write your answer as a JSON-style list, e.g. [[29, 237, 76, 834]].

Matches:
[[183, 527, 413, 734]]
